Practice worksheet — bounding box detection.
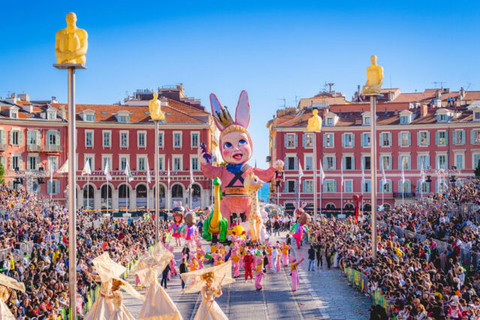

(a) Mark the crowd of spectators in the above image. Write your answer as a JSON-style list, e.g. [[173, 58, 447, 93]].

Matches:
[[0, 186, 175, 319], [310, 180, 480, 319]]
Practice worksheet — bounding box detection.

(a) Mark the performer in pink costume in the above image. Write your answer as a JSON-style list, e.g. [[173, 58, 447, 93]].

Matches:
[[281, 242, 290, 266], [254, 255, 266, 291], [198, 91, 283, 225], [231, 246, 241, 278], [290, 256, 305, 292]]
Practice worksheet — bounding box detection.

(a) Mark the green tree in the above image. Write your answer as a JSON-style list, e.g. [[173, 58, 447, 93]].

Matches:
[[475, 159, 480, 177], [0, 162, 4, 185]]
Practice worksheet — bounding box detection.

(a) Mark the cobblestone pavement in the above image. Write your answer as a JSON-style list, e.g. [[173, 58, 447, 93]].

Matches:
[[123, 233, 370, 319]]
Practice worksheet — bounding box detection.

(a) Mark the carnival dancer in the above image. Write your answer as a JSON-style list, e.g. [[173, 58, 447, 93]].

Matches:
[[196, 245, 206, 270], [290, 209, 310, 249], [183, 210, 198, 248], [281, 242, 290, 266], [290, 256, 305, 292], [266, 243, 273, 270], [231, 246, 241, 278], [254, 254, 266, 291], [272, 244, 280, 273], [166, 244, 178, 278], [169, 206, 185, 247], [243, 250, 254, 282]]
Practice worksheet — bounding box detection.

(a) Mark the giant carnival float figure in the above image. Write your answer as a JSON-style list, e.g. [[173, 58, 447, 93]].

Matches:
[[198, 90, 284, 242]]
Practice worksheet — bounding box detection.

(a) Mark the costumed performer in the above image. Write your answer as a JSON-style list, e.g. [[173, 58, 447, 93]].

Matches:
[[290, 209, 310, 249], [243, 250, 254, 282], [134, 243, 183, 320], [254, 255, 265, 291], [290, 256, 305, 292], [198, 91, 283, 227], [231, 246, 241, 278], [183, 209, 198, 248], [0, 273, 25, 319], [281, 242, 290, 266], [169, 205, 185, 247]]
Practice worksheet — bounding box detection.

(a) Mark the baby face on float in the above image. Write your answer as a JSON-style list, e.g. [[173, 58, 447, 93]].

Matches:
[[221, 131, 252, 164]]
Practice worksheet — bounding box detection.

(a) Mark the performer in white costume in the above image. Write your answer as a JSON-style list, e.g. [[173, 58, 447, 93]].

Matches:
[[0, 273, 25, 320], [134, 243, 183, 320]]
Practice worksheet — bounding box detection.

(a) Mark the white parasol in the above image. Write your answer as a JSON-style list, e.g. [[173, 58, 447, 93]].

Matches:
[[0, 273, 25, 293], [133, 242, 174, 286], [181, 260, 234, 294]]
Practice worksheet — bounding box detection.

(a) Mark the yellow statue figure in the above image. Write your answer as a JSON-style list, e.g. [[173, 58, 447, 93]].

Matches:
[[55, 12, 88, 65], [362, 55, 383, 94], [148, 92, 165, 121], [307, 109, 322, 132]]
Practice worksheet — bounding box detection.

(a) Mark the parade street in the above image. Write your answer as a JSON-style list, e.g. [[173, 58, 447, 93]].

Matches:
[[123, 233, 370, 320]]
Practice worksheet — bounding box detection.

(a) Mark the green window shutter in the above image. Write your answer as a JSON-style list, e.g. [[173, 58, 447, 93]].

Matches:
[[19, 131, 23, 145], [435, 131, 439, 145], [342, 134, 345, 147], [302, 134, 306, 147], [333, 180, 337, 192], [397, 133, 401, 147], [27, 131, 33, 145], [56, 132, 60, 145], [0, 130, 4, 145], [379, 133, 384, 146], [417, 132, 421, 146], [426, 132, 430, 146], [19, 156, 23, 170], [36, 131, 41, 145], [9, 131, 13, 145], [284, 135, 288, 148]]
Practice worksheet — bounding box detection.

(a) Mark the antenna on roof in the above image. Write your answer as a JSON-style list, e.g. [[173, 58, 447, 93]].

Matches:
[[278, 98, 286, 108], [433, 81, 446, 89]]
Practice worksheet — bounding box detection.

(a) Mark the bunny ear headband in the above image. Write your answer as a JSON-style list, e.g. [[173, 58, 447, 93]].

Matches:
[[210, 90, 250, 131]]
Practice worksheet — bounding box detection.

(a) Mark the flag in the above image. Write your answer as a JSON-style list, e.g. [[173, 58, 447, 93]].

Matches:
[[81, 160, 92, 176], [104, 162, 112, 182], [420, 162, 426, 183], [124, 162, 133, 182], [190, 165, 195, 185], [341, 159, 344, 187], [146, 159, 152, 183], [401, 158, 406, 183], [56, 160, 68, 173], [298, 163, 304, 178], [319, 161, 326, 185], [382, 166, 387, 184], [361, 164, 365, 195], [167, 161, 171, 185]]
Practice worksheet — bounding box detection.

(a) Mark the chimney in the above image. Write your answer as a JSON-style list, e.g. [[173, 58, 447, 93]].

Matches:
[[321, 108, 329, 118], [420, 104, 428, 118], [51, 96, 58, 103], [17, 93, 29, 102], [460, 87, 466, 100], [328, 83, 334, 93]]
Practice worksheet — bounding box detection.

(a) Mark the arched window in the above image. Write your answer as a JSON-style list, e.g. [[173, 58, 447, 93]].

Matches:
[[119, 185, 130, 198], [136, 184, 148, 198], [192, 184, 201, 197], [363, 203, 372, 211], [101, 185, 112, 199], [172, 184, 183, 198], [325, 203, 336, 209], [344, 203, 354, 210]]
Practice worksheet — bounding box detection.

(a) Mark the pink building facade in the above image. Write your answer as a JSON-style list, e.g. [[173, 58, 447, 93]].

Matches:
[[268, 88, 480, 211]]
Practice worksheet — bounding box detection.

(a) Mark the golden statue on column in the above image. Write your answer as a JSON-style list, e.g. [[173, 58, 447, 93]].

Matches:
[[307, 109, 322, 132], [55, 12, 88, 65], [149, 92, 166, 121], [362, 55, 383, 95]]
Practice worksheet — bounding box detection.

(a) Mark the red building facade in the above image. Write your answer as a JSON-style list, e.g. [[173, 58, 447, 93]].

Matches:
[[0, 86, 218, 210], [268, 88, 480, 211]]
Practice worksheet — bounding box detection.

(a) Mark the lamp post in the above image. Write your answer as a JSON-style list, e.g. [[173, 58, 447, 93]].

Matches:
[[149, 93, 167, 244], [361, 55, 383, 260], [54, 12, 88, 319], [307, 109, 322, 221]]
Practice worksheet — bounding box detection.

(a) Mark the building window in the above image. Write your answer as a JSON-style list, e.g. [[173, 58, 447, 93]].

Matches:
[[85, 131, 93, 147], [455, 154, 464, 170], [324, 156, 335, 170], [380, 132, 392, 147], [364, 117, 370, 125], [119, 156, 128, 171], [286, 180, 296, 193], [85, 114, 95, 122], [324, 133, 334, 148], [46, 131, 59, 145], [118, 115, 129, 123], [158, 155, 165, 171], [400, 115, 410, 124], [285, 133, 296, 148], [453, 129, 465, 145], [102, 155, 112, 171], [302, 180, 313, 193], [138, 131, 146, 148], [27, 156, 39, 171], [191, 157, 199, 171], [473, 154, 480, 170], [120, 132, 129, 148], [305, 156, 313, 170], [326, 117, 334, 126], [399, 132, 410, 147], [173, 156, 182, 171], [344, 180, 353, 193], [474, 111, 480, 121], [10, 130, 22, 146], [343, 156, 354, 170], [173, 132, 182, 148], [399, 155, 411, 170], [191, 132, 199, 148], [324, 180, 337, 193], [398, 180, 411, 193], [418, 131, 429, 147], [380, 180, 392, 193], [11, 155, 21, 170], [11, 111, 18, 119], [48, 156, 59, 171], [436, 130, 447, 146], [418, 155, 429, 170], [472, 129, 480, 145], [342, 133, 354, 148], [286, 156, 297, 170], [137, 156, 146, 171], [379, 155, 392, 170], [103, 131, 111, 147], [362, 156, 371, 170], [84, 155, 94, 170], [436, 154, 448, 169], [437, 114, 448, 122], [418, 181, 429, 193], [303, 133, 314, 148], [158, 132, 164, 148], [362, 180, 371, 193], [47, 180, 60, 195], [361, 133, 370, 147], [27, 131, 39, 146]]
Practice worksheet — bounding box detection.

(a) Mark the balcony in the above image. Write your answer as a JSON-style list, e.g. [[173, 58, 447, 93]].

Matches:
[[393, 192, 416, 198], [45, 145, 62, 153], [27, 145, 42, 152]]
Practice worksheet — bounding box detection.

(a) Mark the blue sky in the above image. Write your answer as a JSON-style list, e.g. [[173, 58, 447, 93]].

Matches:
[[1, 0, 479, 168]]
